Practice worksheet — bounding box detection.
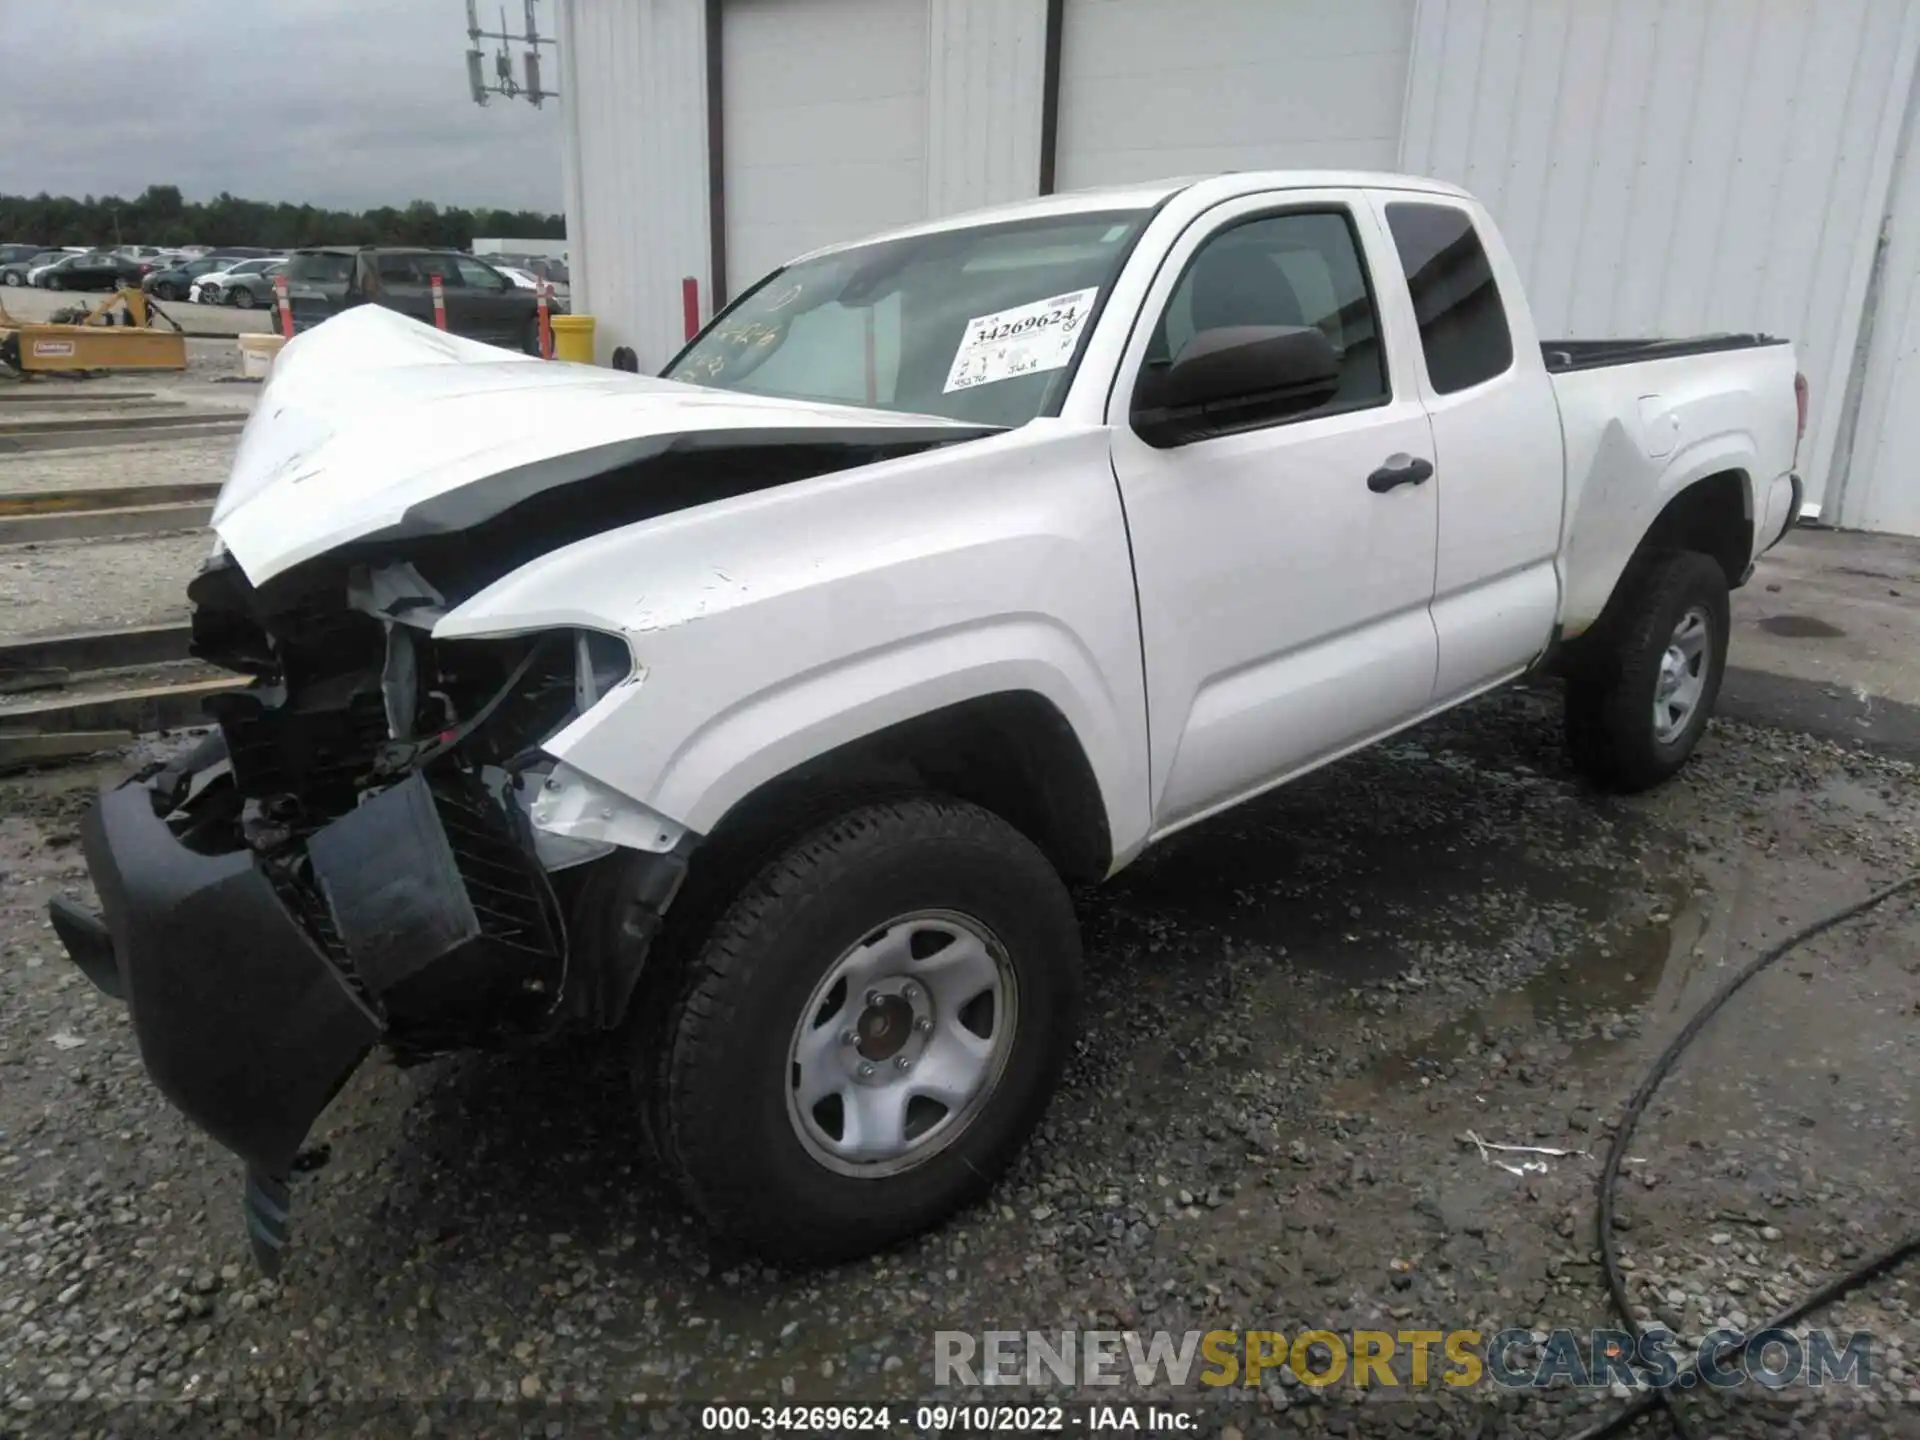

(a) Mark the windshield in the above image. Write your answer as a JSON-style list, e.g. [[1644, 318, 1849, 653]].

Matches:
[[667, 210, 1148, 427]]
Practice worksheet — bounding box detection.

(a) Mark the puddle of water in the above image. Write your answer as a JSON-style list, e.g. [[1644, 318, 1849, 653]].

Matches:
[[1332, 898, 1708, 1107], [1807, 771, 1902, 820], [1757, 614, 1847, 638]]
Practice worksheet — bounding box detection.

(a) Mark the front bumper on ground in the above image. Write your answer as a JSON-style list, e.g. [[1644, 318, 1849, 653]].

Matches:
[[55, 783, 381, 1268]]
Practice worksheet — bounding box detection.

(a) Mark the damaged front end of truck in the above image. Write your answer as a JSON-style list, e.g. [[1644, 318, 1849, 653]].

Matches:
[[52, 552, 693, 1272], [46, 305, 991, 1270]]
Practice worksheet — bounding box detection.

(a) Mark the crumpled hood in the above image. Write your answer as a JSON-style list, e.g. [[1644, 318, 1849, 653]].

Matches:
[[214, 305, 988, 586]]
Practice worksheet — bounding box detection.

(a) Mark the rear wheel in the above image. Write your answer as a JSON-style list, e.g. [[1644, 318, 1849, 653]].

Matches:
[[46, 275, 62, 291], [643, 795, 1081, 1264], [230, 288, 254, 309], [1565, 550, 1730, 792], [2, 272, 19, 287], [153, 281, 179, 301]]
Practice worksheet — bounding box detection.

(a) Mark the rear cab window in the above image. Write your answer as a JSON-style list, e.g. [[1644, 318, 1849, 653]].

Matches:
[[1383, 202, 1514, 394]]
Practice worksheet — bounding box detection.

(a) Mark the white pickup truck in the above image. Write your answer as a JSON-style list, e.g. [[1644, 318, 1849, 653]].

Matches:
[[52, 171, 1804, 1271]]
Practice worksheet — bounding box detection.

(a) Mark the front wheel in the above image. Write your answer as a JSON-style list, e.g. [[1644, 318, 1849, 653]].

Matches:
[[2, 272, 19, 287], [153, 282, 178, 301], [643, 795, 1081, 1264], [45, 275, 62, 291], [1565, 550, 1731, 792]]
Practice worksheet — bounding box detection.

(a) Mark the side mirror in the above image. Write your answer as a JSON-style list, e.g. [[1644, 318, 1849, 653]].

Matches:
[[1133, 325, 1342, 447]]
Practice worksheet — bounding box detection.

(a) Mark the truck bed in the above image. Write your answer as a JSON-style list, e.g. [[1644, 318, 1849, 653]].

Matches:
[[1541, 334, 1789, 373]]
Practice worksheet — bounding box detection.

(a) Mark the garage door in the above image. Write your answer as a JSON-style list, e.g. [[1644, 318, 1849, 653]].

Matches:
[[1053, 0, 1416, 191], [723, 0, 931, 297]]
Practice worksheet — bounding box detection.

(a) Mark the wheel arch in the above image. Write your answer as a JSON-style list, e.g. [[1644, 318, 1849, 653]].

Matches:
[[690, 688, 1114, 888], [1562, 454, 1755, 645], [1557, 469, 1749, 675]]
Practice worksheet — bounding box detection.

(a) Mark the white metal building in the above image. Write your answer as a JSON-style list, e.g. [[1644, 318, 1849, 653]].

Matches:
[[556, 0, 1920, 537]]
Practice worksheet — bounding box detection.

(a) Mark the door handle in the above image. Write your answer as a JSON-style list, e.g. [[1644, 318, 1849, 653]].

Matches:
[[1367, 456, 1434, 493]]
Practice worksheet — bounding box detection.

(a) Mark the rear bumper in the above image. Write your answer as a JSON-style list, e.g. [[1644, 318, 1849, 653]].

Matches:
[[71, 785, 381, 1178]]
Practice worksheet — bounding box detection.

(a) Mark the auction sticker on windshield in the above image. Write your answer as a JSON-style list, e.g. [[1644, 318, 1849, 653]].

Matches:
[[943, 288, 1098, 393]]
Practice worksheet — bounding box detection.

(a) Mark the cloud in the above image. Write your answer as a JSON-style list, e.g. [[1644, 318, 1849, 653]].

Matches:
[[0, 0, 563, 212]]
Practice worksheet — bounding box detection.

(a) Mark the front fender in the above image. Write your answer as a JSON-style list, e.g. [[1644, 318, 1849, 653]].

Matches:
[[434, 423, 1152, 864]]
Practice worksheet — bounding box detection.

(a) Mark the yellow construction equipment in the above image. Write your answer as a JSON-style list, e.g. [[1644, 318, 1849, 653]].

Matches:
[[0, 287, 188, 375]]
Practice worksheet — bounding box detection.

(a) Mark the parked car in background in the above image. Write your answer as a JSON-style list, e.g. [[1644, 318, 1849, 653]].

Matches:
[[215, 259, 287, 309], [1, 250, 64, 287], [0, 243, 46, 267], [142, 255, 229, 301], [493, 264, 572, 309], [284, 246, 543, 351], [192, 257, 285, 305], [34, 252, 148, 291]]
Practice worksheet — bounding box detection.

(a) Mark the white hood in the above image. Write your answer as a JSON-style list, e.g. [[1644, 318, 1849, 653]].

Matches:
[[214, 306, 986, 586]]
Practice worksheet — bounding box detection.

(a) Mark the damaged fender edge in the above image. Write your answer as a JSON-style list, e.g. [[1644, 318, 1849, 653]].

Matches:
[[527, 759, 688, 855]]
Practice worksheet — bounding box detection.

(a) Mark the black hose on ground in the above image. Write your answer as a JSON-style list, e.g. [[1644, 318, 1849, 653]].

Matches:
[[1568, 869, 1920, 1440]]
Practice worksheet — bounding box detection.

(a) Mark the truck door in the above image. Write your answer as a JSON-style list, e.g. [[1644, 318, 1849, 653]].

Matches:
[[1105, 192, 1440, 836], [1367, 195, 1564, 701]]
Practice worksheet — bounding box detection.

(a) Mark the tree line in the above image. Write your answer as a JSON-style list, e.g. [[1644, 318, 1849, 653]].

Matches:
[[0, 185, 564, 252]]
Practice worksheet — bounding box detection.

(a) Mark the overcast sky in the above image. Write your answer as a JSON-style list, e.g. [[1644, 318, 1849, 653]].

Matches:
[[1, 0, 564, 213]]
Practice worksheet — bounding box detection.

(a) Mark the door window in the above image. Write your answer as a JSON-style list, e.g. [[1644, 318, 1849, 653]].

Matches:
[[455, 258, 508, 290], [1383, 203, 1514, 395], [287, 253, 353, 285], [413, 255, 466, 286], [1139, 209, 1388, 431]]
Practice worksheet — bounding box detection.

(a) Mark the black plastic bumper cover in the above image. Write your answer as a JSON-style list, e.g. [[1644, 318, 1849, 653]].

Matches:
[[75, 784, 381, 1177]]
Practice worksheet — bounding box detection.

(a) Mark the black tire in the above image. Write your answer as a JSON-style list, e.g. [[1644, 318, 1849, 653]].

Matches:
[[153, 281, 178, 301], [644, 795, 1081, 1264], [522, 316, 543, 356], [230, 288, 254, 309], [1565, 550, 1730, 793], [1, 272, 19, 287], [46, 274, 62, 291]]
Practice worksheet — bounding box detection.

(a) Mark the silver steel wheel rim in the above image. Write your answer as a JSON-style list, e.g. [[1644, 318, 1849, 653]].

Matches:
[[786, 908, 1018, 1178], [1653, 605, 1711, 744]]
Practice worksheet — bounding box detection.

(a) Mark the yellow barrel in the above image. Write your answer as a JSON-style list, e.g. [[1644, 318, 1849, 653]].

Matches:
[[550, 313, 596, 364]]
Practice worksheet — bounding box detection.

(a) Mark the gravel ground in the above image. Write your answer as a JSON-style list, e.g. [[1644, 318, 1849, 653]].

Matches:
[[0, 531, 209, 637], [0, 435, 240, 497], [1, 686, 1916, 1438]]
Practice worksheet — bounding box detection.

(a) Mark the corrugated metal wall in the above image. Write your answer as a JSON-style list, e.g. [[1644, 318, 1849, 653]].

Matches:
[[723, 0, 931, 293], [1401, 0, 1920, 515], [558, 0, 710, 369], [926, 0, 1049, 214], [1055, 0, 1415, 189], [1835, 67, 1920, 534]]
